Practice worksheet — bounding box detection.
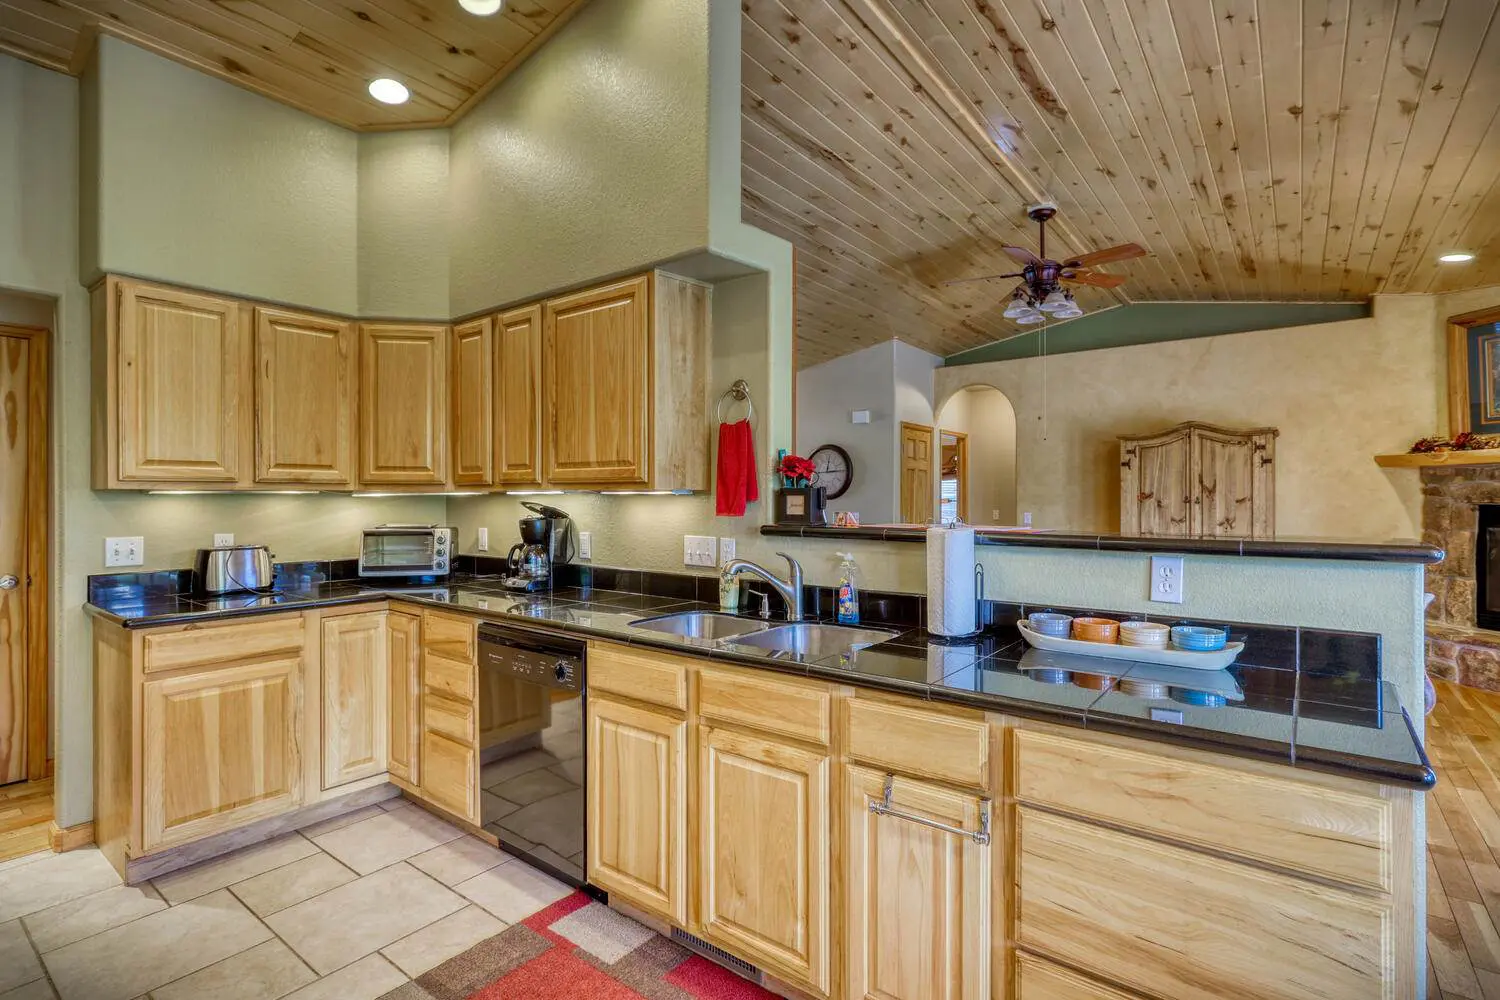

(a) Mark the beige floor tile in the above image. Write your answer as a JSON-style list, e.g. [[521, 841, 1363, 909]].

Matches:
[[266, 863, 465, 975], [406, 838, 512, 887], [153, 835, 320, 905], [378, 797, 409, 812], [0, 849, 123, 922], [23, 882, 166, 953], [0, 851, 52, 875], [0, 980, 57, 1000], [296, 806, 387, 841], [310, 806, 463, 876], [150, 939, 315, 1000], [454, 860, 572, 924], [0, 920, 43, 993], [42, 889, 271, 1000], [230, 853, 357, 917], [379, 905, 504, 978], [280, 955, 406, 1000]]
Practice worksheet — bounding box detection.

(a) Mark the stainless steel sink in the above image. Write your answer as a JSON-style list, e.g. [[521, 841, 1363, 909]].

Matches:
[[728, 622, 898, 659], [628, 611, 772, 640]]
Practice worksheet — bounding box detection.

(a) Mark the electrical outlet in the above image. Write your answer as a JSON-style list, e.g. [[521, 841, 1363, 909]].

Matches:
[[105, 536, 145, 568], [1022, 512, 1033, 527], [578, 531, 593, 560], [718, 537, 736, 565], [213, 533, 234, 547], [683, 535, 717, 567], [477, 527, 489, 552], [1150, 555, 1185, 603]]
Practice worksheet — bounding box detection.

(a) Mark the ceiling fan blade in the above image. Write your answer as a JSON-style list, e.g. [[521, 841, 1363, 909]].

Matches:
[[1001, 245, 1040, 265], [943, 271, 1025, 286], [1062, 243, 1147, 268], [1062, 270, 1128, 288]]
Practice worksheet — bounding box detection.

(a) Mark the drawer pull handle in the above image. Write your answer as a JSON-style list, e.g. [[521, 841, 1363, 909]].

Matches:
[[870, 774, 991, 846]]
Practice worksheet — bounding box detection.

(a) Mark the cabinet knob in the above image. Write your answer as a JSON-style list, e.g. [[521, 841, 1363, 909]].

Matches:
[[0, 575, 18, 590]]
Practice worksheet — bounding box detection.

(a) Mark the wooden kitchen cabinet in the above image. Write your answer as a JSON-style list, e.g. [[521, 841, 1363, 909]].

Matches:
[[451, 316, 494, 486], [358, 323, 450, 486], [93, 277, 251, 487], [387, 611, 421, 784], [254, 307, 356, 485], [417, 612, 479, 825], [495, 304, 543, 487], [320, 612, 389, 790], [586, 694, 686, 924]]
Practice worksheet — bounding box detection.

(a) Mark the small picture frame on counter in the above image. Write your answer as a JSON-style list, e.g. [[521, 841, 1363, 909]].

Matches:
[[775, 486, 828, 526]]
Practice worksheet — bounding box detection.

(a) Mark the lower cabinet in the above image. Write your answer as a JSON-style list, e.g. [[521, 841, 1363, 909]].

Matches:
[[420, 724, 478, 824], [387, 611, 421, 783], [586, 694, 686, 924], [141, 657, 304, 852], [320, 612, 389, 789], [1014, 952, 1146, 1000], [418, 612, 480, 826], [697, 723, 830, 995], [843, 765, 991, 1000]]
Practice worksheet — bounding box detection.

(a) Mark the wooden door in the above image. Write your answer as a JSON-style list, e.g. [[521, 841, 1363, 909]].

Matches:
[[451, 317, 494, 486], [116, 280, 246, 483], [844, 765, 991, 1000], [1121, 431, 1191, 536], [141, 657, 304, 851], [358, 323, 449, 485], [900, 422, 934, 524], [254, 307, 356, 485], [939, 430, 968, 524], [697, 724, 830, 994], [1193, 427, 1277, 537], [0, 326, 45, 785], [587, 695, 686, 924], [542, 276, 650, 486], [321, 612, 389, 789], [1014, 807, 1396, 1000], [495, 304, 543, 486], [387, 611, 421, 784]]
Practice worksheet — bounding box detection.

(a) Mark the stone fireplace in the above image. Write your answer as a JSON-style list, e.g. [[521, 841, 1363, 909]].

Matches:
[[1424, 465, 1500, 690]]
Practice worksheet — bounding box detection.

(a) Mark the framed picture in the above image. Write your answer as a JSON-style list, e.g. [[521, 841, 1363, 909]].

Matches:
[[1448, 308, 1500, 434]]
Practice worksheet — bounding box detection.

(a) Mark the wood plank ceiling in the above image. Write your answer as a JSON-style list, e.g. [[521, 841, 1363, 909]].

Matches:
[[0, 0, 587, 130], [743, 0, 1500, 367]]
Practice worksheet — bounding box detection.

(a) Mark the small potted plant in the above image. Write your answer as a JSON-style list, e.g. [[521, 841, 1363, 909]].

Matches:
[[775, 453, 827, 525]]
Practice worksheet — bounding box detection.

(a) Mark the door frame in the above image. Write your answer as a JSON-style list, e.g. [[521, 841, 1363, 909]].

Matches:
[[940, 429, 969, 523], [899, 421, 935, 524], [1, 323, 49, 783]]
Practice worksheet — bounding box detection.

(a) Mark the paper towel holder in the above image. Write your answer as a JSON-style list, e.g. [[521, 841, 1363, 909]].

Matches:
[[929, 563, 987, 643]]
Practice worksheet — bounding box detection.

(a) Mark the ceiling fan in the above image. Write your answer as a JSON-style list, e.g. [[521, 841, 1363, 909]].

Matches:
[[945, 204, 1147, 324]]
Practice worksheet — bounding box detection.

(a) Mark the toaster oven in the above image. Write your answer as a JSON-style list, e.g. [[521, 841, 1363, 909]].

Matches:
[[358, 525, 455, 577]]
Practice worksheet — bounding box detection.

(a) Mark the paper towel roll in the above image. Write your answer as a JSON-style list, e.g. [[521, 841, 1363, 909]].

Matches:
[[927, 524, 977, 636]]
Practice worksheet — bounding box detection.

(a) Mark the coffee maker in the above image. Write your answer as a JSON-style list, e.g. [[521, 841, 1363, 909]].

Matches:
[[502, 502, 574, 592]]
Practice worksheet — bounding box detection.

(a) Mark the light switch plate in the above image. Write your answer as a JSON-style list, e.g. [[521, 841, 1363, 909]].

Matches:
[[477, 527, 489, 552], [718, 537, 736, 565], [578, 531, 593, 560], [105, 536, 145, 568], [213, 533, 234, 547], [1150, 555, 1185, 603], [683, 535, 717, 567]]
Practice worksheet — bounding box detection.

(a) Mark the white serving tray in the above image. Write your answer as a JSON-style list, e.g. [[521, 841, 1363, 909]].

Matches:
[[1017, 621, 1243, 671]]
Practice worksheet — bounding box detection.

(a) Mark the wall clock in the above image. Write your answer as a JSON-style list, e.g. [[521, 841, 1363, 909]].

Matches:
[[809, 444, 854, 500]]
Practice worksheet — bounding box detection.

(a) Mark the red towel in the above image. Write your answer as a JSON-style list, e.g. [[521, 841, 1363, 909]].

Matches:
[[715, 420, 759, 516]]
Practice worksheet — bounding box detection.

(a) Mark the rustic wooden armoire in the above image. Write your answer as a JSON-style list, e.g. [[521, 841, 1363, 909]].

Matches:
[[1119, 422, 1278, 537]]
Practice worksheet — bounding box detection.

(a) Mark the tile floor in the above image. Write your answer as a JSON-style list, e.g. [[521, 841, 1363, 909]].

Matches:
[[0, 797, 589, 1000]]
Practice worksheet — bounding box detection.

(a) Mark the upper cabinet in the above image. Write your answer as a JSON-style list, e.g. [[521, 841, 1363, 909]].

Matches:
[[451, 317, 495, 487], [93, 277, 251, 488], [254, 307, 356, 486], [358, 323, 450, 486], [495, 304, 543, 488]]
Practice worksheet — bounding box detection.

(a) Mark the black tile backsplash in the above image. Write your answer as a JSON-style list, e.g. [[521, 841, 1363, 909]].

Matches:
[[87, 569, 194, 604], [1298, 628, 1381, 681]]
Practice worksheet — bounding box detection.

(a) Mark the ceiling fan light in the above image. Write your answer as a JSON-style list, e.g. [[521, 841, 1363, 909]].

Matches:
[[1015, 311, 1046, 325], [1038, 289, 1070, 312], [1002, 297, 1032, 319], [1054, 305, 1084, 319]]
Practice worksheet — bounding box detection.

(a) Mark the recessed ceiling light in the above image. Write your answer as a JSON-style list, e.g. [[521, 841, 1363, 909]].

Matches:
[[458, 0, 504, 13], [1439, 251, 1476, 263], [368, 78, 410, 104]]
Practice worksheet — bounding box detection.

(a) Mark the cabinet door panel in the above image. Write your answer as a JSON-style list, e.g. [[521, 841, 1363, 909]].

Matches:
[[254, 307, 355, 484], [697, 725, 829, 994], [542, 276, 650, 485], [321, 612, 388, 789], [452, 317, 494, 486], [358, 324, 449, 485], [844, 765, 990, 1000], [388, 612, 421, 783], [421, 726, 478, 825], [142, 658, 303, 851], [1194, 428, 1259, 537], [117, 281, 245, 482], [1124, 433, 1191, 536], [587, 696, 686, 924], [1015, 953, 1147, 1000], [495, 304, 543, 486]]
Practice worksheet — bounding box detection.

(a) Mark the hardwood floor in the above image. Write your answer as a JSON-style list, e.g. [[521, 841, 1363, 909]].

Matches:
[[0, 776, 53, 863]]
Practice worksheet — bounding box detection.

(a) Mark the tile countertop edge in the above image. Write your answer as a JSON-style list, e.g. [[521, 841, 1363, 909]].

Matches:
[[82, 587, 1434, 790], [758, 525, 1445, 564]]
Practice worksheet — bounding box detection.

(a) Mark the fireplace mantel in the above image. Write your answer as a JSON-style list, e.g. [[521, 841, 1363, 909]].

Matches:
[[1376, 448, 1500, 469]]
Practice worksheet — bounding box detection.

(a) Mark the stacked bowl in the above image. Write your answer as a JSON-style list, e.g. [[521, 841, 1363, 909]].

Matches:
[[1118, 620, 1170, 649], [1171, 625, 1228, 652], [1027, 612, 1073, 638], [1071, 617, 1120, 643]]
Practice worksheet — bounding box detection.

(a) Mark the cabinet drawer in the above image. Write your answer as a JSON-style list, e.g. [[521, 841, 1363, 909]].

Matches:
[[1016, 953, 1146, 1000], [424, 652, 474, 702], [1012, 727, 1395, 892], [422, 612, 474, 661], [844, 696, 989, 790], [1015, 808, 1395, 1000], [588, 642, 687, 711], [420, 730, 477, 824], [424, 694, 474, 744], [698, 666, 829, 746], [143, 615, 305, 673]]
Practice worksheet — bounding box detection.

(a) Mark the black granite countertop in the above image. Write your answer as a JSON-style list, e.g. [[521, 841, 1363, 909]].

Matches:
[[84, 574, 1433, 789]]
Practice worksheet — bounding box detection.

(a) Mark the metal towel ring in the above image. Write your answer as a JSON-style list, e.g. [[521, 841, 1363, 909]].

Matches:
[[716, 379, 754, 423]]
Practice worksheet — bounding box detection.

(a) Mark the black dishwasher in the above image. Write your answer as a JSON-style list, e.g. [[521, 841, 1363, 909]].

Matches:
[[475, 622, 586, 887]]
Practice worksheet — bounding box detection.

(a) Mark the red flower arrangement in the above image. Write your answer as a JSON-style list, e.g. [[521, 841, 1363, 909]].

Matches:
[[777, 454, 817, 488], [1410, 431, 1500, 453]]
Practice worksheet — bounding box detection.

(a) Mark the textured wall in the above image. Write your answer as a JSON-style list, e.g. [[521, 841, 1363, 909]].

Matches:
[[936, 387, 1019, 525], [86, 36, 360, 314], [937, 294, 1444, 539], [447, 0, 711, 315], [358, 130, 451, 319], [797, 343, 900, 522]]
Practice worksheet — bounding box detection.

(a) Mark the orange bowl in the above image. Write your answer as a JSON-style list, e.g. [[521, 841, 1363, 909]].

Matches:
[[1071, 617, 1120, 643]]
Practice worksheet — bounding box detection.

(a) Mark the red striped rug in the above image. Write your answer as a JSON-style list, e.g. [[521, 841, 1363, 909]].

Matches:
[[380, 891, 781, 1000]]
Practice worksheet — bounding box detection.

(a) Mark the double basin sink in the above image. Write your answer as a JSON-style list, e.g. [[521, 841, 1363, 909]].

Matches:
[[628, 611, 897, 659]]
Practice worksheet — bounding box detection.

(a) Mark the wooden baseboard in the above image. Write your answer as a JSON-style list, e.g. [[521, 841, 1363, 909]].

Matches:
[[49, 820, 94, 853]]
